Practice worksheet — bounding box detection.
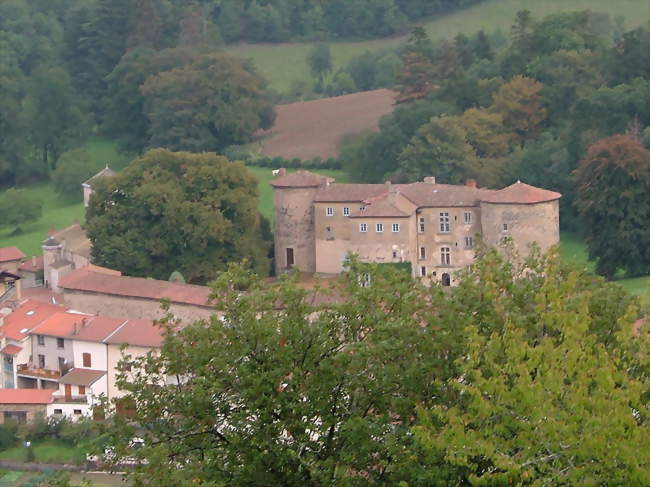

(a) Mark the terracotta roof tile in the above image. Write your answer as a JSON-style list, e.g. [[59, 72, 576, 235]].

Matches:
[[103, 319, 164, 348], [0, 247, 25, 263], [1, 344, 22, 355], [349, 197, 410, 218], [270, 170, 331, 188], [400, 183, 495, 207], [30, 312, 91, 338], [0, 300, 65, 340], [0, 388, 54, 404], [58, 268, 212, 307], [59, 368, 106, 386], [480, 181, 562, 204], [19, 256, 44, 273], [314, 184, 387, 202], [68, 316, 127, 343]]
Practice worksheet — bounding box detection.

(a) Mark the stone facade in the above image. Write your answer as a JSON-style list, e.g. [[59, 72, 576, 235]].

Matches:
[[0, 403, 46, 424], [271, 172, 561, 284]]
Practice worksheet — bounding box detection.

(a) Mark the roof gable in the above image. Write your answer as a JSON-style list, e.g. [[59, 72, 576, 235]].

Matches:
[[0, 247, 25, 263]]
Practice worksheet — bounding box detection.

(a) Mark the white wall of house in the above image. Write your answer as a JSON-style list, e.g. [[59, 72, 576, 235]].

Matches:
[[47, 402, 91, 420], [30, 335, 74, 371], [106, 344, 154, 400], [71, 340, 107, 372]]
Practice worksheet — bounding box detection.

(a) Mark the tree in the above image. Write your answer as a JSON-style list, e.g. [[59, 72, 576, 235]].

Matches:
[[0, 188, 42, 232], [141, 53, 275, 152], [0, 51, 28, 186], [52, 149, 96, 199], [574, 135, 650, 278], [490, 75, 547, 144], [86, 149, 272, 283], [24, 66, 85, 172], [398, 116, 477, 184], [127, 0, 163, 50], [307, 44, 332, 92], [396, 27, 436, 103], [415, 256, 649, 485]]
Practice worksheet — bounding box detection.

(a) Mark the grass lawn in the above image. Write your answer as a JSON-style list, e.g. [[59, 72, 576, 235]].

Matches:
[[0, 470, 28, 486], [0, 440, 86, 465], [229, 0, 649, 93], [247, 165, 349, 221]]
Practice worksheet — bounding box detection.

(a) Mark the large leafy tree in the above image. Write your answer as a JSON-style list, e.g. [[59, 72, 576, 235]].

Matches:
[[140, 53, 275, 152], [0, 188, 42, 232], [86, 149, 272, 283], [574, 135, 650, 278], [52, 148, 95, 200]]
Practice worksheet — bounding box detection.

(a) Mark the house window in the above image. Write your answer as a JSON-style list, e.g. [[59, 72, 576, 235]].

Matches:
[[326, 207, 334, 216], [464, 237, 474, 248], [439, 212, 450, 233], [502, 223, 509, 231], [420, 247, 426, 260], [420, 266, 427, 277], [419, 217, 425, 233], [57, 338, 64, 349], [343, 207, 350, 216], [359, 223, 367, 233], [58, 357, 66, 373], [38, 354, 45, 369], [53, 409, 62, 415], [82, 353, 91, 368], [376, 223, 383, 233], [441, 247, 451, 266], [392, 223, 400, 233], [73, 409, 82, 415], [37, 335, 45, 346], [78, 385, 86, 395], [464, 212, 472, 224]]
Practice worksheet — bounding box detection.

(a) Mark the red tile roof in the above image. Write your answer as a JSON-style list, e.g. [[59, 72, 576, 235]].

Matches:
[[103, 319, 164, 348], [59, 368, 106, 386], [68, 316, 126, 343], [0, 388, 54, 404], [0, 300, 65, 340], [30, 312, 90, 338], [314, 184, 387, 203], [0, 247, 25, 263], [58, 268, 212, 307], [480, 181, 562, 205], [270, 170, 330, 188], [1, 344, 22, 355], [349, 197, 410, 218], [19, 256, 44, 273]]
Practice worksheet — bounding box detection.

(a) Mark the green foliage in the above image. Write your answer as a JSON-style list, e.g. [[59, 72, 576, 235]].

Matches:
[[52, 149, 95, 199], [86, 149, 272, 282], [141, 53, 275, 152], [307, 44, 332, 91], [0, 188, 42, 231], [107, 248, 647, 485], [575, 135, 650, 278], [0, 421, 19, 451]]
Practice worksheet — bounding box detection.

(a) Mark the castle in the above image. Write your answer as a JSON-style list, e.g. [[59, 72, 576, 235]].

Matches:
[[271, 170, 561, 285]]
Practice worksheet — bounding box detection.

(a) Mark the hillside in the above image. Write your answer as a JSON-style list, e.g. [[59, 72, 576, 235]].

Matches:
[[257, 89, 397, 160], [229, 0, 649, 93]]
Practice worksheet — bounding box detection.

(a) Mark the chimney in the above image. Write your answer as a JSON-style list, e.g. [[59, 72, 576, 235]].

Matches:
[[424, 176, 436, 185], [465, 179, 477, 188], [82, 317, 89, 328]]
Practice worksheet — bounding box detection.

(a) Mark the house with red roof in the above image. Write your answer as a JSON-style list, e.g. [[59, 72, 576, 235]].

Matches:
[[0, 388, 54, 424], [0, 247, 25, 275], [271, 172, 561, 285]]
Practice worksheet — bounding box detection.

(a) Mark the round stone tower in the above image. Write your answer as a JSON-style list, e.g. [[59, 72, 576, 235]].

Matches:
[[270, 169, 330, 275], [480, 181, 561, 256]]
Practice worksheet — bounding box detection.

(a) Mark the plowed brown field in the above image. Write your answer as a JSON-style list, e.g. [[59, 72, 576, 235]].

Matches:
[[258, 89, 397, 160]]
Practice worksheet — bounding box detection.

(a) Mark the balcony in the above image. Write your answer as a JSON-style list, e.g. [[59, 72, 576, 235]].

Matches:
[[17, 364, 62, 381], [52, 394, 88, 405]]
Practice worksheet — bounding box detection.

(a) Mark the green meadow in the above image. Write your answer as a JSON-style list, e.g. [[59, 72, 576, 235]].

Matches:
[[229, 0, 649, 93]]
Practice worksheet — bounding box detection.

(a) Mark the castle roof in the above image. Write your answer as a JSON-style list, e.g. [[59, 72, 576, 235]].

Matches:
[[314, 184, 387, 202], [270, 170, 330, 188], [400, 183, 494, 207], [349, 195, 410, 218], [481, 181, 561, 205]]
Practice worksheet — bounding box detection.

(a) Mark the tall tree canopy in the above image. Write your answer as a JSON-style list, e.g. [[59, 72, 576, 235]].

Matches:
[[105, 246, 647, 486], [141, 53, 275, 152], [574, 135, 650, 278], [86, 149, 272, 283]]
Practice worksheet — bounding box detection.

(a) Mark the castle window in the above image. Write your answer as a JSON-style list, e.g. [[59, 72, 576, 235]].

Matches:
[[392, 223, 400, 233], [326, 207, 334, 216], [419, 217, 425, 233], [441, 247, 451, 266], [392, 250, 398, 258], [464, 212, 472, 224], [420, 266, 427, 277], [420, 247, 426, 260], [359, 205, 366, 211], [439, 212, 450, 233], [358, 273, 371, 288], [376, 223, 383, 233], [359, 223, 367, 233], [464, 237, 474, 248], [502, 223, 509, 232], [343, 207, 350, 216]]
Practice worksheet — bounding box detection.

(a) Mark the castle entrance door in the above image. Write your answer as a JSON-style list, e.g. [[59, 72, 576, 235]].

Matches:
[[441, 273, 451, 286]]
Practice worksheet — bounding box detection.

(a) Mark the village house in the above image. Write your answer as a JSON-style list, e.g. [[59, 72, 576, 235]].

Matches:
[[0, 389, 55, 424], [271, 170, 561, 284], [0, 247, 25, 275]]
